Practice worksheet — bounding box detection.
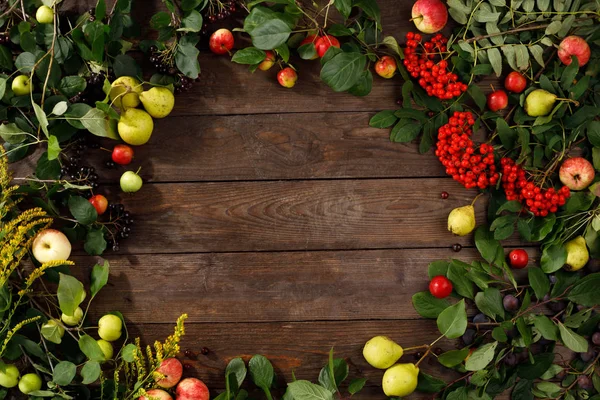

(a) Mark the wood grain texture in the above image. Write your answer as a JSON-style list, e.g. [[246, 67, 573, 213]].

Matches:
[[106, 178, 494, 254], [69, 248, 535, 324]]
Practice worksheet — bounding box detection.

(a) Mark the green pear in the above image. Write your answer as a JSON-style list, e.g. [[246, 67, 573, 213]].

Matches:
[[363, 336, 404, 369], [118, 108, 154, 145], [109, 76, 143, 109], [382, 363, 419, 397], [448, 205, 476, 236], [140, 87, 175, 119], [525, 89, 557, 117], [564, 235, 589, 271]]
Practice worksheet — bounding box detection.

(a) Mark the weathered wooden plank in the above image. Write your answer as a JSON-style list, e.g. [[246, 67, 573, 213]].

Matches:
[[70, 248, 537, 324], [107, 178, 491, 254]]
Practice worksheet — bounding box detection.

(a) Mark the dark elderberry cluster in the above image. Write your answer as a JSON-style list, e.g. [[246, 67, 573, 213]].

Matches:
[[0, 33, 9, 45], [70, 72, 111, 105], [201, 1, 237, 35], [105, 206, 134, 252], [60, 141, 101, 189], [148, 46, 178, 75]]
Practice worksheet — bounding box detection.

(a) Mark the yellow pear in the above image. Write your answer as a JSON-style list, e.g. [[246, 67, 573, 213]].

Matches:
[[109, 76, 143, 109], [139, 87, 175, 118], [363, 336, 404, 369], [525, 89, 557, 117], [448, 205, 476, 236], [382, 363, 419, 397], [118, 109, 154, 146], [564, 236, 589, 271]]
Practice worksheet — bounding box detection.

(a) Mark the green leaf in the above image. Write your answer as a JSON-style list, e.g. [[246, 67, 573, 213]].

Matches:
[[113, 54, 141, 78], [59, 76, 87, 98], [226, 358, 247, 388], [517, 353, 554, 380], [47, 135, 61, 160], [448, 260, 474, 299], [298, 43, 317, 60], [79, 335, 106, 361], [68, 196, 97, 224], [528, 268, 550, 300], [492, 326, 508, 342], [320, 52, 367, 92], [511, 379, 533, 400], [561, 56, 579, 90], [438, 348, 470, 368], [496, 118, 517, 150], [465, 342, 497, 371], [568, 273, 600, 306], [487, 47, 502, 76], [84, 228, 107, 256], [41, 320, 63, 344], [176, 42, 201, 79], [334, 0, 352, 19], [347, 378, 366, 395], [354, 0, 381, 24], [57, 273, 86, 317], [369, 110, 397, 128], [250, 19, 291, 50], [437, 299, 467, 339], [121, 343, 137, 362], [541, 244, 567, 273], [15, 52, 36, 73], [232, 47, 266, 65], [181, 0, 203, 10], [0, 46, 14, 70], [474, 226, 502, 264], [474, 287, 505, 320], [287, 380, 333, 400], [53, 361, 77, 386], [33, 103, 49, 138], [517, 317, 532, 346], [564, 308, 593, 329], [318, 357, 348, 392], [81, 360, 101, 384], [416, 373, 446, 393], [249, 355, 274, 389], [558, 322, 588, 352], [179, 10, 203, 33], [468, 84, 486, 111], [412, 291, 450, 319], [51, 101, 68, 116], [90, 261, 110, 298], [81, 108, 118, 140], [347, 70, 372, 97], [35, 151, 61, 180], [0, 123, 28, 144]]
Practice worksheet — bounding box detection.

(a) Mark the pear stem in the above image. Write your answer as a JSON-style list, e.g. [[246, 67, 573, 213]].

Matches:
[[556, 97, 580, 107], [414, 346, 430, 368], [471, 193, 484, 207], [403, 344, 429, 352]]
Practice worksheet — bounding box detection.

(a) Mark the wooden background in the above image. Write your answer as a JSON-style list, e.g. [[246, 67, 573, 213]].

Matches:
[[11, 0, 532, 397]]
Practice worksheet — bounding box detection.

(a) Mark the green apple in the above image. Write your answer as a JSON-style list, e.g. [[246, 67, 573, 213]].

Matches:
[[0, 364, 19, 388], [97, 339, 114, 360], [120, 171, 143, 193], [12, 75, 33, 96], [61, 306, 83, 326], [98, 314, 122, 342], [35, 5, 54, 24], [18, 373, 42, 394]]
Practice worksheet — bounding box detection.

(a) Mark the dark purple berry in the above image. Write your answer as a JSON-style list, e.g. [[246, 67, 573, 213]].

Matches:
[[503, 295, 519, 312], [452, 243, 462, 252], [592, 332, 600, 345], [462, 329, 476, 346], [578, 375, 593, 390], [504, 353, 517, 366], [580, 349, 596, 362], [473, 313, 489, 324]]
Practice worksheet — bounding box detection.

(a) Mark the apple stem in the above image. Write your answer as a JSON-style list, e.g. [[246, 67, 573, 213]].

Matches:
[[135, 166, 142, 175]]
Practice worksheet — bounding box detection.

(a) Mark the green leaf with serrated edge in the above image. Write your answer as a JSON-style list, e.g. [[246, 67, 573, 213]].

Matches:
[[474, 287, 504, 320], [412, 291, 450, 319], [81, 360, 101, 384], [465, 342, 497, 371], [558, 322, 588, 352], [528, 268, 549, 300], [318, 357, 347, 393], [90, 261, 109, 298], [79, 335, 106, 361], [437, 299, 467, 339], [287, 380, 333, 400], [347, 378, 366, 395], [541, 244, 567, 273], [53, 361, 77, 386], [438, 348, 469, 368], [57, 273, 86, 317], [568, 273, 600, 306], [369, 110, 397, 128]]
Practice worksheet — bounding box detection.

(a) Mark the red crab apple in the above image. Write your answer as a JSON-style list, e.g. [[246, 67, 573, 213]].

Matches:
[[487, 89, 508, 112], [299, 34, 318, 59], [559, 157, 595, 190], [138, 389, 172, 400], [112, 144, 134, 165], [32, 229, 72, 263], [558, 36, 591, 67], [154, 358, 183, 388], [504, 71, 527, 93], [375, 56, 397, 79], [258, 51, 275, 71], [315, 35, 340, 58], [209, 29, 234, 55], [176, 378, 210, 400], [277, 67, 297, 88], [411, 0, 448, 34], [89, 194, 108, 215]]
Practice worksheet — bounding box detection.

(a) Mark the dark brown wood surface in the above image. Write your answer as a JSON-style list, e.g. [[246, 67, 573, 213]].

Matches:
[[12, 0, 519, 398]]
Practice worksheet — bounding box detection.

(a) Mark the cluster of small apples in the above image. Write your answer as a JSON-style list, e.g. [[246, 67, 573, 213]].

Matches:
[[137, 358, 209, 400], [0, 365, 43, 396], [362, 336, 420, 398]]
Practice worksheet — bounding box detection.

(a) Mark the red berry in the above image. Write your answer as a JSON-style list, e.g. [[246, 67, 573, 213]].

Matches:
[[429, 276, 453, 299], [504, 71, 527, 93], [487, 89, 509, 112], [508, 249, 529, 269], [89, 194, 108, 215], [112, 144, 134, 165]]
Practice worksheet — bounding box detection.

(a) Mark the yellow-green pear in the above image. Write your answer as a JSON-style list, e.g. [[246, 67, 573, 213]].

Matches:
[[109, 76, 143, 109], [382, 363, 419, 397], [564, 236, 589, 271], [61, 306, 83, 326], [118, 108, 154, 146], [363, 336, 404, 369], [140, 87, 175, 118], [448, 205, 476, 236], [525, 89, 557, 117], [97, 339, 114, 360]]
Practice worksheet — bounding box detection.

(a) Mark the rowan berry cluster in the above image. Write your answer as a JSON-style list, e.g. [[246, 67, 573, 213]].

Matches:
[[403, 32, 468, 100], [500, 158, 571, 217], [435, 111, 499, 189]]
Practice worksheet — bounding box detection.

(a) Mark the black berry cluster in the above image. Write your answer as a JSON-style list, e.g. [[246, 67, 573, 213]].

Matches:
[[105, 206, 134, 252]]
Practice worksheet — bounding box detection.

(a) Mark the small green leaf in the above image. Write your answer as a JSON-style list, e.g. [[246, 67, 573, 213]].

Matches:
[[465, 342, 498, 371], [287, 380, 333, 400], [412, 291, 450, 319], [53, 361, 77, 386], [347, 378, 366, 395], [68, 196, 98, 224], [232, 47, 266, 65], [528, 267, 550, 300], [438, 348, 469, 368], [541, 244, 567, 273], [558, 322, 588, 352], [90, 261, 110, 298], [437, 299, 467, 339], [79, 335, 106, 361], [81, 360, 101, 384], [369, 110, 397, 128], [249, 355, 274, 389], [57, 273, 86, 317]]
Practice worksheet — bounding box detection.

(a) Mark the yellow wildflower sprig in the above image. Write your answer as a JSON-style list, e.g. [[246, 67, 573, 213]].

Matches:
[[0, 316, 41, 357]]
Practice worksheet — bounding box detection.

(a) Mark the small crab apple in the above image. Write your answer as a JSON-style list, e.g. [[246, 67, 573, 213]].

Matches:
[[411, 0, 448, 34], [258, 51, 276, 71], [154, 358, 183, 388], [508, 249, 528, 269], [558, 36, 591, 67], [89, 194, 108, 215], [429, 276, 452, 299], [112, 144, 134, 165], [504, 71, 527, 93], [559, 157, 595, 191], [138, 389, 172, 400], [277, 67, 297, 88], [375, 56, 397, 79], [300, 34, 318, 59], [487, 89, 508, 112], [176, 378, 210, 400], [315, 35, 340, 58], [209, 29, 234, 55]]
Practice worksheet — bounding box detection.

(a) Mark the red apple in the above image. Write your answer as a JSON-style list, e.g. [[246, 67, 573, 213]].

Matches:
[[412, 0, 448, 34], [559, 157, 595, 190], [89, 194, 108, 215], [487, 89, 508, 112], [112, 144, 134, 165], [374, 56, 397, 79], [504, 71, 527, 93], [176, 378, 210, 400], [154, 358, 183, 388], [299, 34, 318, 60], [558, 36, 591, 67], [277, 67, 297, 88], [209, 29, 234, 55], [138, 389, 172, 400], [258, 51, 275, 71], [315, 35, 340, 58]]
